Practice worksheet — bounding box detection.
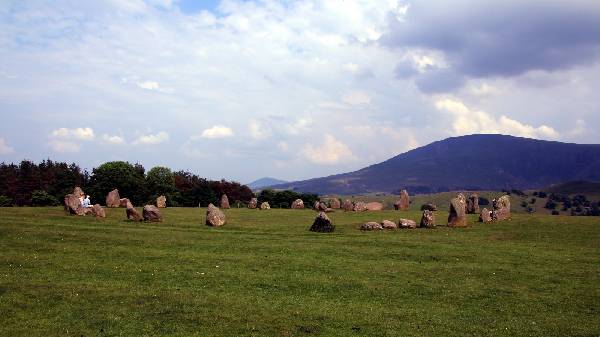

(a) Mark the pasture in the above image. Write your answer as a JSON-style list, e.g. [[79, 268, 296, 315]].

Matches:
[[1, 207, 599, 336]]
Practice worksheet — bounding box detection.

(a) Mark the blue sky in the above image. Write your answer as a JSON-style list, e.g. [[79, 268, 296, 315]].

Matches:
[[0, 0, 599, 183]]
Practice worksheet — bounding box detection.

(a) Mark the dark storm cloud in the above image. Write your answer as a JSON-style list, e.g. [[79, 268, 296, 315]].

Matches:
[[383, 0, 600, 86]]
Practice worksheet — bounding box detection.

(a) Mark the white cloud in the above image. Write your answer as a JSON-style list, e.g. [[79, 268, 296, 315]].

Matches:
[[277, 141, 289, 152], [0, 137, 15, 154], [101, 134, 125, 145], [301, 134, 356, 165], [342, 91, 372, 105], [435, 98, 559, 139], [50, 127, 95, 141], [133, 131, 169, 145], [137, 81, 160, 90], [248, 120, 268, 140], [49, 140, 80, 153], [198, 125, 234, 139]]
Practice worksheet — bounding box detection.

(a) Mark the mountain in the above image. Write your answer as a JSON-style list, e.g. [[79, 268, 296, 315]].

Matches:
[[544, 181, 600, 195], [273, 134, 600, 195], [247, 177, 289, 190]]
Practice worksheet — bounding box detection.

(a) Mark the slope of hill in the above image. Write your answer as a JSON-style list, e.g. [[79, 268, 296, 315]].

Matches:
[[273, 134, 600, 195], [247, 177, 288, 190], [544, 180, 600, 196]]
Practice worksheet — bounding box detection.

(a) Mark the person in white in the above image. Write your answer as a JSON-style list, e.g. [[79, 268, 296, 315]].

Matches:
[[82, 195, 92, 208]]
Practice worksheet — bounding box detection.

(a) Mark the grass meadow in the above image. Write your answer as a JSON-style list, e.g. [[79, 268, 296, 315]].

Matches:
[[0, 207, 599, 336]]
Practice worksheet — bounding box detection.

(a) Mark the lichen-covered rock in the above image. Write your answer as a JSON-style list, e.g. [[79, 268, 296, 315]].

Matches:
[[106, 189, 120, 208], [341, 199, 353, 211], [206, 203, 226, 227], [310, 212, 335, 232], [419, 210, 435, 228], [291, 199, 304, 209], [492, 195, 511, 221], [467, 193, 479, 214], [92, 204, 106, 218], [353, 201, 368, 212], [479, 208, 492, 223], [360, 222, 383, 230], [220, 194, 230, 209], [248, 198, 258, 209], [126, 207, 142, 221], [448, 197, 468, 227], [156, 195, 167, 208], [394, 190, 410, 210], [366, 202, 384, 211], [260, 202, 270, 210], [143, 205, 162, 222], [381, 220, 398, 230], [398, 218, 417, 229]]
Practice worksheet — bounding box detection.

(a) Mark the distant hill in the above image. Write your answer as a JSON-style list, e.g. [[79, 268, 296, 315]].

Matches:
[[273, 134, 600, 195], [544, 180, 600, 195], [247, 177, 289, 190]]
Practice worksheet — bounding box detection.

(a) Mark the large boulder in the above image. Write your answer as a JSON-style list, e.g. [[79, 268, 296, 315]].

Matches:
[[360, 222, 383, 231], [420, 203, 438, 211], [73, 186, 85, 198], [126, 207, 142, 221], [467, 193, 479, 214], [394, 190, 410, 210], [310, 212, 335, 232], [248, 198, 258, 209], [479, 208, 492, 223], [291, 199, 305, 209], [64, 194, 81, 214], [420, 210, 436, 228], [106, 189, 121, 208], [398, 218, 417, 229], [143, 205, 162, 222], [353, 201, 368, 212], [92, 204, 106, 218], [206, 203, 226, 227], [120, 198, 133, 209], [75, 206, 93, 216], [314, 201, 328, 212], [381, 220, 398, 230], [341, 199, 353, 211], [366, 202, 384, 211], [156, 195, 167, 208], [492, 195, 511, 221], [220, 194, 230, 209], [448, 197, 468, 227], [260, 202, 270, 210], [328, 198, 341, 209]]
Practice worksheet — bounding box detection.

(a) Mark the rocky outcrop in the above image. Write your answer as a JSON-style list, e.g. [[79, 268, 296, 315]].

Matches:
[[419, 210, 435, 228], [394, 190, 410, 210], [467, 193, 479, 214], [360, 222, 383, 231], [248, 198, 258, 209], [143, 205, 162, 222], [310, 212, 335, 232], [220, 194, 230, 209], [206, 203, 227, 227], [291, 199, 305, 209], [366, 202, 384, 211], [106, 189, 120, 208], [448, 197, 468, 227], [156, 195, 167, 208]]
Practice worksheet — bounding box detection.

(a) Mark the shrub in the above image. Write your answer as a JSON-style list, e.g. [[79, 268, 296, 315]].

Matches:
[[537, 191, 548, 198], [530, 198, 536, 204], [31, 190, 59, 206], [0, 195, 12, 207], [520, 201, 528, 208], [544, 200, 557, 210]]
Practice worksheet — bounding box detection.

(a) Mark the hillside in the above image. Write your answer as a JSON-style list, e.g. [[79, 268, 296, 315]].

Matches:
[[544, 180, 600, 196], [273, 134, 600, 195], [247, 177, 289, 190]]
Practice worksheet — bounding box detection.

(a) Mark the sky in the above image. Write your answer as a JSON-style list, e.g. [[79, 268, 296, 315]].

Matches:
[[0, 0, 599, 183]]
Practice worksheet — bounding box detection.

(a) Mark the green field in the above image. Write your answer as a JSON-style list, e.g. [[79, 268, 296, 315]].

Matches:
[[1, 207, 599, 336]]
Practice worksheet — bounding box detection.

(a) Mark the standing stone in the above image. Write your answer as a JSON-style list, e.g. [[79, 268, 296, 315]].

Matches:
[[328, 198, 341, 209], [92, 204, 106, 218], [310, 212, 335, 232], [366, 202, 384, 211], [353, 201, 368, 212], [314, 201, 327, 212], [220, 194, 230, 209], [156, 195, 167, 208], [398, 218, 417, 229], [64, 194, 81, 214], [448, 197, 468, 227], [106, 189, 121, 208], [381, 220, 398, 230], [479, 208, 492, 223], [419, 210, 436, 228], [492, 195, 511, 221], [143, 205, 162, 222], [260, 202, 270, 210], [75, 206, 93, 216], [394, 190, 410, 210], [360, 222, 383, 231], [341, 199, 354, 211], [206, 203, 227, 227], [126, 207, 143, 221], [120, 198, 133, 209], [73, 187, 85, 198], [248, 198, 258, 209], [291, 199, 305, 209], [467, 193, 479, 214]]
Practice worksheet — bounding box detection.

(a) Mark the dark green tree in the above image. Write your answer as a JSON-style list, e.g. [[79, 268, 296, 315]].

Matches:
[[88, 161, 148, 206]]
